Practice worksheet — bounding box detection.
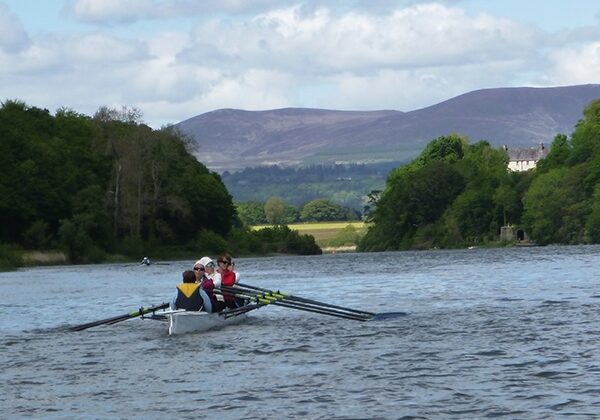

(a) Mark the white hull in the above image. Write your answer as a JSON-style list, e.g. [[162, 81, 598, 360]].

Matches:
[[164, 310, 248, 335]]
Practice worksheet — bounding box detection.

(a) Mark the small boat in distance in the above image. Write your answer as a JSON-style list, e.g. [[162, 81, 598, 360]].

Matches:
[[139, 257, 170, 266]]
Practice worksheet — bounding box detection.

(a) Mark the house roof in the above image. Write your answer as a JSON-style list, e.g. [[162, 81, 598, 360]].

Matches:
[[507, 145, 549, 162]]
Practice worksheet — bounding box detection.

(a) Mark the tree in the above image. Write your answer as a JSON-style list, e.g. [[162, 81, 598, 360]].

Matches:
[[416, 134, 468, 166], [522, 168, 569, 244], [300, 199, 350, 222], [236, 202, 267, 225], [494, 184, 518, 226], [264, 196, 286, 225], [569, 100, 600, 166], [0, 100, 237, 261], [359, 160, 465, 251], [537, 134, 570, 173], [444, 186, 496, 244], [282, 203, 300, 224], [585, 184, 600, 242]]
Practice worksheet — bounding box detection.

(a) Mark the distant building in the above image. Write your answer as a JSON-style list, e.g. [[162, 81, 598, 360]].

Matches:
[[500, 225, 530, 242], [504, 143, 549, 172]]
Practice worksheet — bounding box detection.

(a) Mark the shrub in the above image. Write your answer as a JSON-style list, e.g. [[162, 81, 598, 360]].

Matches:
[[254, 225, 321, 255], [195, 229, 229, 255], [0, 243, 23, 271], [327, 224, 362, 247]]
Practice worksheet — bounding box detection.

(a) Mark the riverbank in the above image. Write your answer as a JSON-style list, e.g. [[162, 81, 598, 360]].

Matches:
[[321, 245, 357, 253], [22, 251, 68, 265], [2, 234, 531, 271]]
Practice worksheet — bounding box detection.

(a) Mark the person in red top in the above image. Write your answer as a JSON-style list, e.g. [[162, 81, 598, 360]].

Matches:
[[217, 253, 236, 286], [217, 253, 244, 308]]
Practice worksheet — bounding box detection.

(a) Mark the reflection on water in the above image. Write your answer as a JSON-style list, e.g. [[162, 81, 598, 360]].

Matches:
[[1, 245, 599, 418]]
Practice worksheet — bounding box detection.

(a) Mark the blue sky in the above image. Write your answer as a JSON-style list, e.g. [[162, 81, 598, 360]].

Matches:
[[1, 0, 599, 127]]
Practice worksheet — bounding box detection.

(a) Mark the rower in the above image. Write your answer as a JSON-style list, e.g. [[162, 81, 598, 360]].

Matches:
[[141, 257, 151, 266], [171, 270, 211, 311], [196, 257, 225, 312]]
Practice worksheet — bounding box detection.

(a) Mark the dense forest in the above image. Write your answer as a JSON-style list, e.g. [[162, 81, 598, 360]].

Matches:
[[0, 101, 320, 268], [359, 99, 600, 251], [221, 162, 400, 211]]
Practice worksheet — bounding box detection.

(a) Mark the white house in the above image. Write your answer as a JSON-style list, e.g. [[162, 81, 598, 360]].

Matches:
[[505, 143, 549, 172]]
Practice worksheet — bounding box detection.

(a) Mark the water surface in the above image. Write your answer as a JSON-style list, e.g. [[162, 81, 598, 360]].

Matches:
[[1, 246, 599, 418]]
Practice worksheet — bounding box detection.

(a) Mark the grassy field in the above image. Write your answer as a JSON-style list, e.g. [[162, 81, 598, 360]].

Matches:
[[252, 221, 367, 250]]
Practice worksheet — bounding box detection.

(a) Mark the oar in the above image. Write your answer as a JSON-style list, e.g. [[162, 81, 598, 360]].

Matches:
[[249, 293, 370, 321], [218, 287, 371, 321], [69, 303, 169, 331], [236, 282, 375, 317], [221, 303, 264, 319], [219, 286, 371, 319]]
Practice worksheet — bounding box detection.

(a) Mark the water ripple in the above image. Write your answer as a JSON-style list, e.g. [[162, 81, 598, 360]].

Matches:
[[1, 246, 599, 418]]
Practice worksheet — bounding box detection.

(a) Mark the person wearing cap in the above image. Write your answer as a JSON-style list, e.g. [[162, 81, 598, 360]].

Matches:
[[195, 257, 220, 286], [190, 260, 218, 313], [171, 270, 207, 311], [196, 257, 226, 312]]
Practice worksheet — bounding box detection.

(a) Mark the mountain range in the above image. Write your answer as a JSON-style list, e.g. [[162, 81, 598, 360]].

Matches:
[[176, 84, 600, 172]]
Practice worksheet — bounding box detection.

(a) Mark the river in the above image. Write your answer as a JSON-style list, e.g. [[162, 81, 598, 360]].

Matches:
[[1, 246, 599, 418]]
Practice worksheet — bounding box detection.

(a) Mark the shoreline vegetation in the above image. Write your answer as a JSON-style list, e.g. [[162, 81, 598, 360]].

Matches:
[[4, 222, 364, 270], [23, 251, 67, 265], [0, 102, 324, 272], [3, 99, 600, 271], [14, 221, 530, 270], [252, 221, 366, 253], [254, 221, 527, 252], [4, 221, 534, 271]]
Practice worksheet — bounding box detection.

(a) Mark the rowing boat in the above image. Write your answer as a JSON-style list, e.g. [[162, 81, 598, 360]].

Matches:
[[69, 283, 373, 334], [156, 309, 249, 335]]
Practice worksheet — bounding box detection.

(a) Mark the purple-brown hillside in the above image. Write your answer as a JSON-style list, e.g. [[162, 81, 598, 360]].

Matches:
[[176, 84, 600, 172]]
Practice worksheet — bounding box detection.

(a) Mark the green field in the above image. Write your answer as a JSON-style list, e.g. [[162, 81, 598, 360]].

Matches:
[[252, 221, 366, 250]]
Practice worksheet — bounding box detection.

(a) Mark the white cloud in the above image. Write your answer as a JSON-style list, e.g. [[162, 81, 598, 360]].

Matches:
[[1, 1, 599, 128], [322, 58, 531, 112], [67, 34, 149, 64], [182, 4, 538, 75], [135, 69, 292, 127], [546, 42, 600, 85], [199, 69, 292, 110], [63, 0, 471, 25], [0, 33, 148, 76], [65, 0, 165, 24], [0, 3, 30, 52], [0, 30, 152, 118], [167, 3, 542, 114], [64, 0, 294, 24]]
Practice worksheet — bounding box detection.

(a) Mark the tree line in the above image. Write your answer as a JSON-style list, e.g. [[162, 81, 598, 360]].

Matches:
[[359, 99, 600, 251], [5, 98, 597, 265], [0, 101, 320, 269], [236, 197, 360, 226]]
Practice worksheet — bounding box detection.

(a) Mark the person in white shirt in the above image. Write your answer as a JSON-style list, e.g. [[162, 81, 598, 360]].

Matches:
[[196, 256, 225, 311]]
